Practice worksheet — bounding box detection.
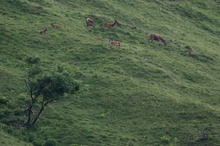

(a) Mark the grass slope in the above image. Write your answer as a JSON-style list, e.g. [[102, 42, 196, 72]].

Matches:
[[0, 0, 220, 145], [0, 123, 32, 146], [0, 131, 31, 146]]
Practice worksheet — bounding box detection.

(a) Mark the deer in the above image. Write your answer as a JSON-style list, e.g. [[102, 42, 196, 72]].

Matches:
[[109, 38, 120, 47], [51, 22, 61, 28], [39, 28, 48, 35], [86, 18, 95, 29], [104, 19, 119, 28], [149, 33, 166, 45]]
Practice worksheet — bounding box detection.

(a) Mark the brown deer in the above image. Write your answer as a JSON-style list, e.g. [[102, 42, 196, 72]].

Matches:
[[109, 38, 120, 47], [104, 19, 119, 28], [149, 33, 166, 45], [39, 28, 48, 35], [86, 18, 95, 29], [51, 23, 61, 28]]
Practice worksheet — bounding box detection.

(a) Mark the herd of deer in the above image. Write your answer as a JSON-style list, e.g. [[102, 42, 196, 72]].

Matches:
[[85, 18, 167, 47], [86, 18, 121, 47], [39, 18, 195, 56], [39, 22, 61, 35], [40, 18, 195, 54]]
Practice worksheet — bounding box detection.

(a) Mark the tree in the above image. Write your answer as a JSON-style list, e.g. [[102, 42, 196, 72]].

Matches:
[[24, 57, 79, 128]]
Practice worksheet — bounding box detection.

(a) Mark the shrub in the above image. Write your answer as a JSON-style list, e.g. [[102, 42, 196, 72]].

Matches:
[[33, 140, 43, 146], [0, 96, 9, 105], [44, 139, 56, 146], [160, 135, 171, 144], [185, 45, 192, 50]]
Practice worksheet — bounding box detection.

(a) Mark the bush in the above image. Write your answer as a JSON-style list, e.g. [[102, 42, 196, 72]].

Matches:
[[44, 139, 56, 146], [160, 135, 171, 144], [0, 96, 9, 105], [33, 140, 43, 146], [185, 45, 192, 50]]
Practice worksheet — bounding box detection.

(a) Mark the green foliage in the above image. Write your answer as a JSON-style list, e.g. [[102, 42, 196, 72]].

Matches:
[[43, 139, 56, 146], [24, 57, 79, 127], [160, 135, 171, 144], [0, 96, 9, 105], [25, 56, 40, 65]]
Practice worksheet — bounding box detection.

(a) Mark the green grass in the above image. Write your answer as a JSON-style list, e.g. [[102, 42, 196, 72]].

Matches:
[[0, 124, 32, 146], [1, 0, 220, 145]]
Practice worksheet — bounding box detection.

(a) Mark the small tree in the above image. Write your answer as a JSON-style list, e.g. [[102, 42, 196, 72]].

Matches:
[[24, 57, 79, 128]]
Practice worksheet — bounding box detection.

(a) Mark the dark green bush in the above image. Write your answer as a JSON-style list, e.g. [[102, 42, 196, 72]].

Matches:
[[0, 96, 9, 105], [44, 139, 56, 146], [33, 140, 43, 146]]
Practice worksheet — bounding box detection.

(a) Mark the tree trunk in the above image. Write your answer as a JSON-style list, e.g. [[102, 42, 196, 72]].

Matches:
[[26, 82, 34, 128], [31, 102, 45, 126], [26, 104, 33, 127]]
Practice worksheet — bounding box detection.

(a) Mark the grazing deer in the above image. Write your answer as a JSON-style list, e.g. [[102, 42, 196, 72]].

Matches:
[[51, 23, 61, 28], [104, 19, 119, 28], [109, 38, 120, 47], [149, 33, 166, 45], [39, 28, 48, 35], [86, 18, 95, 29]]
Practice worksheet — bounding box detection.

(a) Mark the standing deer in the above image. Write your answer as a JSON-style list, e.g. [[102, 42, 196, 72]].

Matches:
[[149, 33, 166, 45]]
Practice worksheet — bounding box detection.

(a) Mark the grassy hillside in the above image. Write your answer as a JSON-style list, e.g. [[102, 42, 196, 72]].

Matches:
[[1, 0, 220, 145], [0, 125, 32, 146]]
